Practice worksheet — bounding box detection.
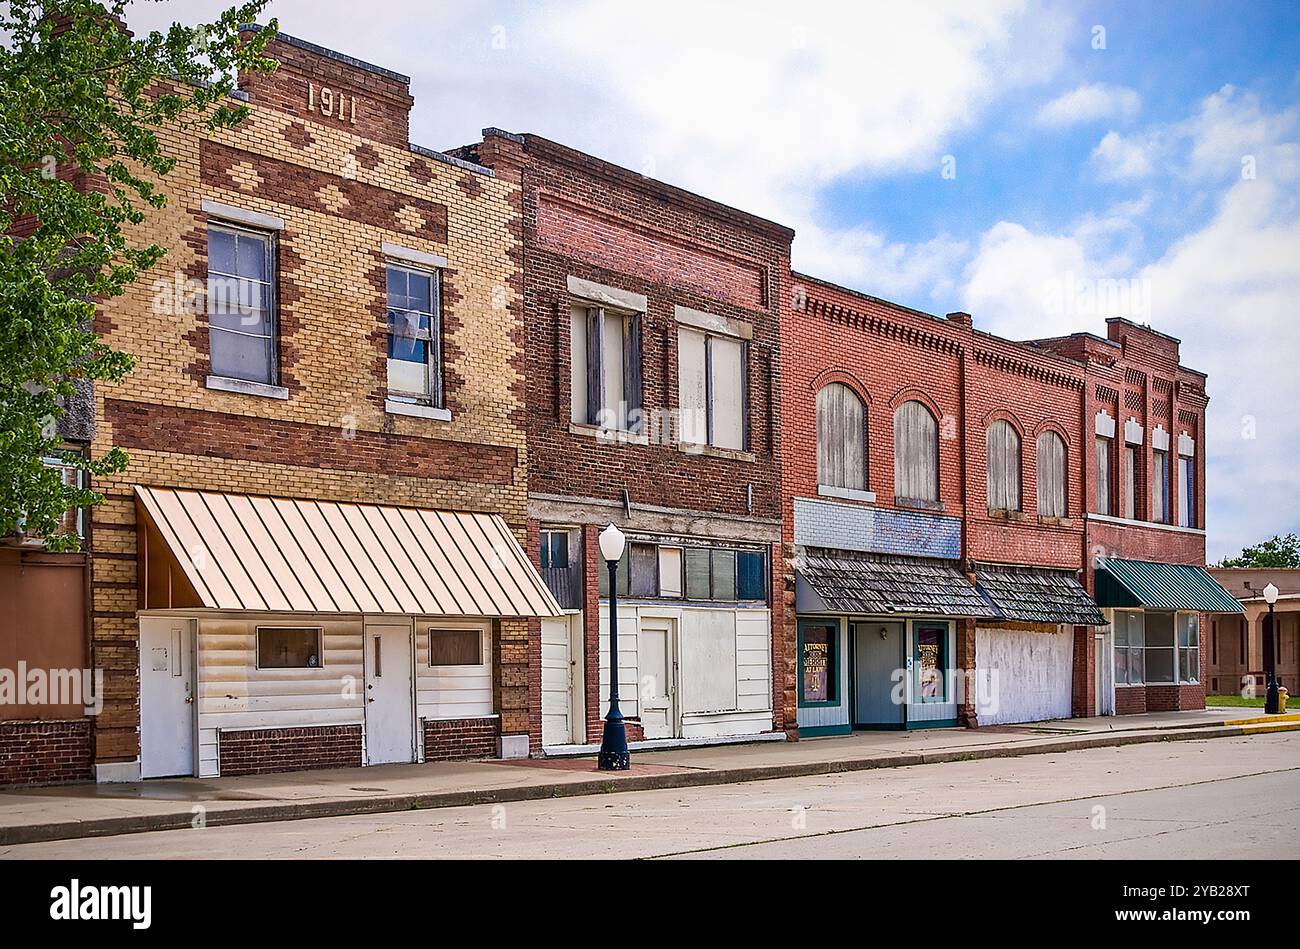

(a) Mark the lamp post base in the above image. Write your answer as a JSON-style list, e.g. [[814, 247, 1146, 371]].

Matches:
[[1265, 681, 1281, 714], [597, 715, 630, 771]]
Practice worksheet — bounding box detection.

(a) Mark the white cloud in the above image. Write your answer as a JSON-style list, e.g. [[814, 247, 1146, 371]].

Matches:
[[1036, 83, 1141, 126], [1091, 130, 1154, 180], [966, 98, 1300, 561]]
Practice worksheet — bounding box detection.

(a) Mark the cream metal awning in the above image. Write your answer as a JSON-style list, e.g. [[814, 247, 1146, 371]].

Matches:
[[135, 486, 562, 618]]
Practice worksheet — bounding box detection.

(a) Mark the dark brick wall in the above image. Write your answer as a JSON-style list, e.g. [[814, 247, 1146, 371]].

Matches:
[[219, 724, 362, 776], [1115, 686, 1147, 715], [0, 720, 93, 786], [423, 716, 500, 761], [105, 399, 515, 486]]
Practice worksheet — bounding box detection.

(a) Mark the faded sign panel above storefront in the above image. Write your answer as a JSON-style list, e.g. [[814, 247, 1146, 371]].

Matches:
[[792, 497, 961, 559]]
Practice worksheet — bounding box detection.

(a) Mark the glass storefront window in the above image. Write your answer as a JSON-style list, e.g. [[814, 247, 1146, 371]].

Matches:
[[1114, 611, 1145, 685], [1145, 612, 1176, 683], [914, 622, 948, 702], [799, 621, 837, 705], [1177, 613, 1200, 683]]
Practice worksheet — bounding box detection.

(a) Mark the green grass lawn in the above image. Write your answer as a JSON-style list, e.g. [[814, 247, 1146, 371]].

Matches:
[[1205, 694, 1291, 709]]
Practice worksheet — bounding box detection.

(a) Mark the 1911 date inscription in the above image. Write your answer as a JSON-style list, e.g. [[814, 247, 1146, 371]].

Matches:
[[306, 82, 358, 124]]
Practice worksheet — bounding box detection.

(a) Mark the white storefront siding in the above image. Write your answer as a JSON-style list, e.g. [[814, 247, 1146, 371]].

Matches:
[[975, 625, 1073, 724], [195, 614, 364, 776], [412, 619, 494, 722], [598, 604, 773, 737]]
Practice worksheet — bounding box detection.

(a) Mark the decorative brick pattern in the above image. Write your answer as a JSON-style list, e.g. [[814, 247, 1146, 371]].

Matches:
[[219, 725, 362, 776], [0, 720, 93, 786], [422, 716, 500, 761]]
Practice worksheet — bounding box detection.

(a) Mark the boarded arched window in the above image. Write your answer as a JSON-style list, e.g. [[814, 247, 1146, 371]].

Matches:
[[1036, 430, 1067, 517], [893, 400, 938, 502], [817, 383, 866, 490], [986, 420, 1021, 511]]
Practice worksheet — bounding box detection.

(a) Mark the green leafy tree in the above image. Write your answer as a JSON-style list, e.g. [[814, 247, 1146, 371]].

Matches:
[[0, 0, 275, 549], [1217, 533, 1300, 569]]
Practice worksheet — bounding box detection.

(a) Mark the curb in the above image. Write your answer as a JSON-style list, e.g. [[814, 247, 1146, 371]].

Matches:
[[2, 722, 1295, 846]]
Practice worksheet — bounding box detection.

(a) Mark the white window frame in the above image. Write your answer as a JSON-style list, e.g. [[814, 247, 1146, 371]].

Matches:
[[385, 261, 443, 408], [426, 625, 488, 670], [206, 221, 278, 387]]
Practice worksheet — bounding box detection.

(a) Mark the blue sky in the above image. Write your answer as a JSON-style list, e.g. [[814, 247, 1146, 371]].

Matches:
[[129, 1, 1300, 561]]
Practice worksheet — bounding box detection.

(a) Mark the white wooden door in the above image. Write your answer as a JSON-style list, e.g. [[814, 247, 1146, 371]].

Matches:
[[541, 616, 577, 746], [140, 616, 195, 778], [364, 622, 415, 765], [639, 618, 677, 739]]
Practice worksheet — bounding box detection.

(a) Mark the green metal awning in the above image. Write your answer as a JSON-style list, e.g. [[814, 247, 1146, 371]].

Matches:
[[1094, 558, 1244, 613]]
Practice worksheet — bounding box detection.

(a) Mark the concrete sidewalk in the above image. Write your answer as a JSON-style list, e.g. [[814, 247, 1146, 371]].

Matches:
[[1, 707, 1295, 846]]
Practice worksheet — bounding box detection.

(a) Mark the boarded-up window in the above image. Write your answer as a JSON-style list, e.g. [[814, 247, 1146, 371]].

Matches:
[[629, 543, 659, 597], [1178, 455, 1195, 527], [893, 400, 938, 502], [1152, 448, 1169, 523], [570, 305, 641, 431], [257, 627, 321, 669], [684, 547, 712, 600], [736, 550, 766, 601], [1036, 431, 1066, 518], [1095, 435, 1113, 515], [428, 628, 482, 667], [817, 383, 866, 490], [986, 420, 1021, 511], [658, 547, 683, 598], [677, 327, 746, 450], [1123, 446, 1137, 520]]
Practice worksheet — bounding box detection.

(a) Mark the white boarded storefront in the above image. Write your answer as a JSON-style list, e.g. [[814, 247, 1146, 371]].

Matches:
[[132, 486, 559, 781]]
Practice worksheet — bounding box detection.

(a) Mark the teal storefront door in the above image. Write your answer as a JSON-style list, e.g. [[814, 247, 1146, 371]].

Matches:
[[853, 621, 905, 727]]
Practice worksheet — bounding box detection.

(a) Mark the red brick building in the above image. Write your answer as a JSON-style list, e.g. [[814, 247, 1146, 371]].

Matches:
[[457, 130, 794, 749], [782, 276, 1240, 732]]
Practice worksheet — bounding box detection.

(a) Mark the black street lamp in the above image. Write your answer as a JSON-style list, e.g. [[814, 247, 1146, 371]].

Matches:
[[597, 523, 630, 770], [1263, 582, 1280, 714]]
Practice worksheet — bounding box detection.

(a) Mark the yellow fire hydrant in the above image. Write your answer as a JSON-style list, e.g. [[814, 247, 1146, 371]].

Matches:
[[1280, 687, 1289, 713]]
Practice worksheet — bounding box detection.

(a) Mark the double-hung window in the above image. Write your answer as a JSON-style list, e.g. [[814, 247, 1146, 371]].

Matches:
[[1178, 453, 1195, 527], [571, 305, 642, 432], [207, 223, 277, 385], [678, 327, 746, 451], [1095, 435, 1113, 515], [387, 264, 442, 406]]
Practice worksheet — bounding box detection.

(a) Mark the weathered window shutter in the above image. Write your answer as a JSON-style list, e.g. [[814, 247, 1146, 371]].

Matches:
[[894, 400, 938, 502], [817, 383, 865, 490], [1036, 431, 1066, 518], [585, 306, 603, 425], [986, 420, 1020, 511], [624, 312, 643, 433]]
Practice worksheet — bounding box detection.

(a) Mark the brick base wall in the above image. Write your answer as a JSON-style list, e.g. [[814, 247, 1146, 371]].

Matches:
[[0, 720, 93, 786], [1145, 682, 1205, 712], [219, 725, 362, 776], [1115, 686, 1147, 715], [423, 716, 500, 761]]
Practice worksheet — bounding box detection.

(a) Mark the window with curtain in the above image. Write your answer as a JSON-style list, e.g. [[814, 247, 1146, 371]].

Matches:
[[817, 383, 866, 490], [386, 263, 442, 406], [1036, 431, 1066, 518], [893, 400, 939, 502], [570, 305, 642, 432], [986, 420, 1021, 512]]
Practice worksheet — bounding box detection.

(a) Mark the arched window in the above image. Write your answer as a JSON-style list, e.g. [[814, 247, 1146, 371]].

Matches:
[[986, 420, 1021, 512], [816, 383, 866, 490], [893, 400, 938, 502], [1036, 430, 1067, 518]]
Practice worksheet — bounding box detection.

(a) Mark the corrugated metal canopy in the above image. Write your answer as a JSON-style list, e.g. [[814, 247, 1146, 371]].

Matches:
[[797, 553, 1000, 618], [974, 563, 1106, 626], [1095, 557, 1243, 614], [135, 486, 562, 618]]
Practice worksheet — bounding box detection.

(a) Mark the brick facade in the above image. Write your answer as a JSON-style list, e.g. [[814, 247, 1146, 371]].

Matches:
[[781, 275, 1213, 724], [0, 720, 93, 786], [218, 725, 362, 776], [422, 716, 500, 761], [84, 29, 532, 775], [466, 130, 794, 744]]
